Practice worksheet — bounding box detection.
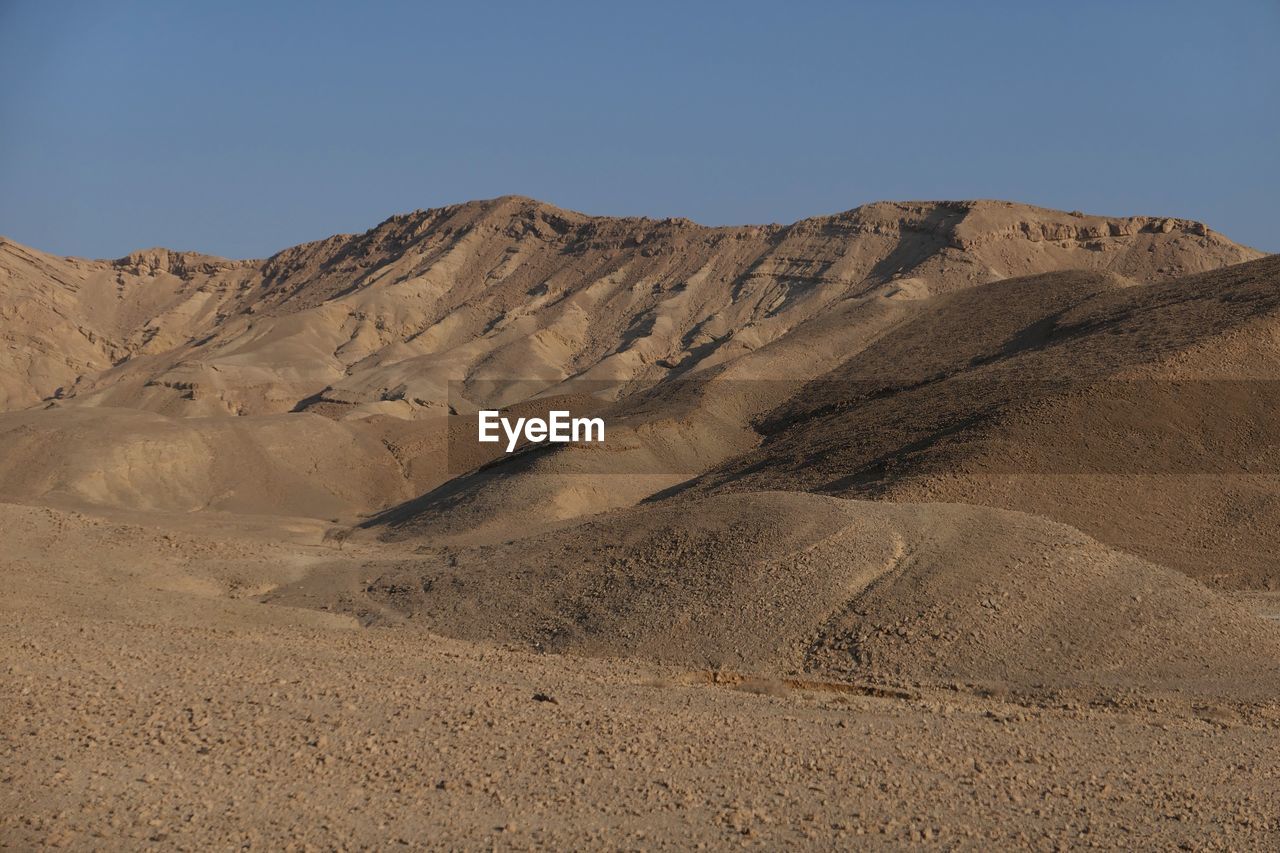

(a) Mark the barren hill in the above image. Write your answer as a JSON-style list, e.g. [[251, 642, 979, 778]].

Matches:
[[658, 256, 1280, 588], [1, 196, 1258, 417], [345, 492, 1280, 700], [0, 197, 1263, 524], [369, 253, 1280, 591]]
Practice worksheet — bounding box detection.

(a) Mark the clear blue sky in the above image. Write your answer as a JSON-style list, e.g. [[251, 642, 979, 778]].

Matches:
[[1, 0, 1276, 258]]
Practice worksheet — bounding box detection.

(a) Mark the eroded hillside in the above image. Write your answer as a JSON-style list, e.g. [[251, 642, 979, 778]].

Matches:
[[2, 197, 1258, 417]]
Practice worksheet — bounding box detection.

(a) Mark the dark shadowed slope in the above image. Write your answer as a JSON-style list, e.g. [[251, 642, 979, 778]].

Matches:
[[666, 256, 1280, 587]]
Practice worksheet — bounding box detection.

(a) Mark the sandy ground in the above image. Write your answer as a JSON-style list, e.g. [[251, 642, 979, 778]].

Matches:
[[3, 503, 1279, 850]]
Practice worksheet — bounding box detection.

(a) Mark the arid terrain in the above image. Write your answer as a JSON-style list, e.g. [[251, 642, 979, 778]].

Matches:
[[3, 197, 1279, 849]]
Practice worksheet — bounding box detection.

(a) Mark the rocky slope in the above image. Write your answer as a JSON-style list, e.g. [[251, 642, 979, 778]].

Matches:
[[658, 257, 1280, 588], [0, 196, 1263, 527], [1, 196, 1259, 418], [351, 492, 1280, 699]]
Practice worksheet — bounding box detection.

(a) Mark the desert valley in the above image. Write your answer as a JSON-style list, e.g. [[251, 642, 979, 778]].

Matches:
[[3, 196, 1280, 848]]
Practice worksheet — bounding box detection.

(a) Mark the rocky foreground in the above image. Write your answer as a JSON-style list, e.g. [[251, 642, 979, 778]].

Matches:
[[3, 503, 1278, 849]]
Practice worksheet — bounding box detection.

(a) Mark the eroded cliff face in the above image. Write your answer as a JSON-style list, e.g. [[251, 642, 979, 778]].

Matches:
[[0, 196, 1260, 419]]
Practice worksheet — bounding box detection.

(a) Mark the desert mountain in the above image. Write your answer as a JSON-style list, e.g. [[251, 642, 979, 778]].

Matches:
[[372, 255, 1280, 592], [0, 197, 1263, 525], [0, 196, 1258, 417], [2, 198, 1277, 592], [7, 197, 1280, 823]]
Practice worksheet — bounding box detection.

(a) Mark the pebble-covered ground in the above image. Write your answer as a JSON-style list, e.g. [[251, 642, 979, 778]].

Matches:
[[3, 503, 1279, 849], [6, 607, 1280, 850]]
